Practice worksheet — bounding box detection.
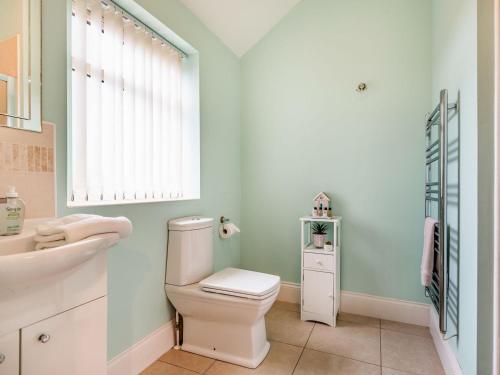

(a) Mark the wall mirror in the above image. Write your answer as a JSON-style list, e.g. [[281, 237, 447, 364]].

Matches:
[[0, 0, 41, 132]]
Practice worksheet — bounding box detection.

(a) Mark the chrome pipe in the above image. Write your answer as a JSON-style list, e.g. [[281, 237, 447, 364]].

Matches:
[[174, 311, 181, 350], [426, 156, 440, 165], [439, 89, 448, 334], [493, 0, 500, 371], [427, 103, 441, 125], [426, 147, 440, 159], [426, 140, 440, 152]]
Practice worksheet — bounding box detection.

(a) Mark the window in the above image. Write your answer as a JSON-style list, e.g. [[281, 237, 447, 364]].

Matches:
[[69, 0, 199, 206]]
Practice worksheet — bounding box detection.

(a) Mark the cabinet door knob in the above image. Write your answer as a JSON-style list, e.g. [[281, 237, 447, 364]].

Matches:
[[328, 294, 333, 298], [0, 353, 5, 364], [38, 333, 51, 343], [316, 260, 323, 265]]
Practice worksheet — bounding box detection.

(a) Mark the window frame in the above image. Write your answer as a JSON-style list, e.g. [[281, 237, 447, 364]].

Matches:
[[66, 0, 200, 207]]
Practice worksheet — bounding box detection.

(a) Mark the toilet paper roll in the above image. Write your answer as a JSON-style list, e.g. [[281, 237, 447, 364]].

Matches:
[[219, 223, 240, 239]]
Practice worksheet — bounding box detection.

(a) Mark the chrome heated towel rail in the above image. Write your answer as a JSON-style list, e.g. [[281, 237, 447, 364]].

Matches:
[[425, 89, 457, 334]]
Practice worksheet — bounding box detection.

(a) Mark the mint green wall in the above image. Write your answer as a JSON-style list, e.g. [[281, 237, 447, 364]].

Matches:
[[431, 0, 478, 373], [39, 0, 487, 368], [477, 0, 494, 373], [41, 0, 241, 359], [240, 0, 432, 303]]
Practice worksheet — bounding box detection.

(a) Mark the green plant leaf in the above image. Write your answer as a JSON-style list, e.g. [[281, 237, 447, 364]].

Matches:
[[311, 222, 328, 235]]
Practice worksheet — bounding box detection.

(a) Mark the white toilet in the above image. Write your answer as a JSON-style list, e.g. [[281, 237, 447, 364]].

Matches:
[[165, 216, 280, 368]]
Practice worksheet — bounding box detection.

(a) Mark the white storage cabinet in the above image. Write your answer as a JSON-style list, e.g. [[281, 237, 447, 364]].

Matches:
[[300, 216, 341, 327]]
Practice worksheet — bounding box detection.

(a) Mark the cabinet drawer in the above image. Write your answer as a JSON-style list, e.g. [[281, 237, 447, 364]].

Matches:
[[303, 253, 334, 272]]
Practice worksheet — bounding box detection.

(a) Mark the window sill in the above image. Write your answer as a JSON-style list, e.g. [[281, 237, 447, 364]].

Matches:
[[67, 194, 200, 208]]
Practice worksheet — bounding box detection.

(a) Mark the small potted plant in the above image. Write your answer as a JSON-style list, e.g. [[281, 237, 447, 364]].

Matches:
[[312, 222, 328, 248]]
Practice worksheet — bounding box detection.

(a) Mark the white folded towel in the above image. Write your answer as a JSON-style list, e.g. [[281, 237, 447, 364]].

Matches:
[[35, 239, 67, 250], [36, 214, 98, 236], [35, 215, 132, 250], [421, 217, 437, 286]]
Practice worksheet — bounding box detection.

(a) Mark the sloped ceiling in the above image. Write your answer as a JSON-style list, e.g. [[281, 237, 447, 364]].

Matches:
[[180, 0, 303, 57]]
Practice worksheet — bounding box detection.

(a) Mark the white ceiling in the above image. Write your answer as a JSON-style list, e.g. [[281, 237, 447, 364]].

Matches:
[[180, 0, 303, 57]]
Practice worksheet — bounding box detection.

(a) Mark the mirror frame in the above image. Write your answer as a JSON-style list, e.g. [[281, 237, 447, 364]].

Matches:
[[0, 0, 41, 132]]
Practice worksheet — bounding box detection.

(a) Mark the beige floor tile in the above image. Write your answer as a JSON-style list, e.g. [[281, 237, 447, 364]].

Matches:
[[382, 367, 414, 375], [306, 320, 381, 365], [204, 341, 302, 375], [265, 308, 314, 347], [338, 312, 381, 328], [141, 361, 199, 375], [271, 301, 300, 312], [159, 349, 215, 373], [381, 320, 431, 338], [294, 349, 380, 375], [381, 330, 444, 375]]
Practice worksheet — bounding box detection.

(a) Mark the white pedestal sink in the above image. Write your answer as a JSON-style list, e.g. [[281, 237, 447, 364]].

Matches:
[[0, 218, 123, 375]]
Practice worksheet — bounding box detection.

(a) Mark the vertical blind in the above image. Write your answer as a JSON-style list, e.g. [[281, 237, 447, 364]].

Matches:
[[71, 0, 184, 204]]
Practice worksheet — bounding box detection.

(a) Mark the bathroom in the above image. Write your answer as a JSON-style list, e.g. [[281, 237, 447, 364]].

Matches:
[[0, 0, 497, 374]]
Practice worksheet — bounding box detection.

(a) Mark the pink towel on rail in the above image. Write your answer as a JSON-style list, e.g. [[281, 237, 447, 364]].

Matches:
[[421, 217, 437, 286]]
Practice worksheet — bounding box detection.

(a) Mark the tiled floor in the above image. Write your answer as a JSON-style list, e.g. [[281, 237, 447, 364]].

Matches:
[[141, 301, 445, 375]]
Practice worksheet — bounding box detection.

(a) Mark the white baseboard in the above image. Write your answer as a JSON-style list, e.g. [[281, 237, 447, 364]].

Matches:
[[429, 309, 462, 375], [108, 320, 175, 375], [340, 290, 430, 326], [278, 281, 301, 303], [277, 282, 430, 327]]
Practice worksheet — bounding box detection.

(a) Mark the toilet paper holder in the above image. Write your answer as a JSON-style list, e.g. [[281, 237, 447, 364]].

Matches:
[[220, 216, 230, 234], [219, 216, 240, 238]]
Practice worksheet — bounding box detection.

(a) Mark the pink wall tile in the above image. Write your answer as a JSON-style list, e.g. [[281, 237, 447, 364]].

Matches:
[[27, 145, 35, 172], [47, 148, 54, 173], [0, 122, 55, 218]]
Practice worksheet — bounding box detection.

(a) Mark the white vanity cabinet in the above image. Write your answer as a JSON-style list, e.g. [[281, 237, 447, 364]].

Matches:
[[0, 232, 115, 375], [300, 217, 341, 327], [0, 298, 106, 375]]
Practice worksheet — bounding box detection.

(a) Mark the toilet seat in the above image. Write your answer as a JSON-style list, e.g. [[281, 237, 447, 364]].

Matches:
[[199, 268, 280, 300]]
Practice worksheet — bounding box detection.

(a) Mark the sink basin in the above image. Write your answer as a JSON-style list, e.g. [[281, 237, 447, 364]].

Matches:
[[0, 218, 120, 290], [0, 218, 121, 335]]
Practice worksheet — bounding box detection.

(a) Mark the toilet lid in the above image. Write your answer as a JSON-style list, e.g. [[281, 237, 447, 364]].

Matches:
[[199, 268, 280, 300]]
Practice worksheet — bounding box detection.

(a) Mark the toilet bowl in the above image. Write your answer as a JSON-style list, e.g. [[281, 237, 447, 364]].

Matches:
[[164, 217, 280, 368], [166, 270, 279, 368]]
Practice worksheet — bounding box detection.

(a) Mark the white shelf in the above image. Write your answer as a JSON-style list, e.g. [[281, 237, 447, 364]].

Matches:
[[300, 216, 342, 222], [302, 243, 335, 254]]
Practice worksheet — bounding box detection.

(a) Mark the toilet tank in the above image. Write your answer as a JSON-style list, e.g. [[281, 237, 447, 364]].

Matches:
[[166, 217, 214, 286]]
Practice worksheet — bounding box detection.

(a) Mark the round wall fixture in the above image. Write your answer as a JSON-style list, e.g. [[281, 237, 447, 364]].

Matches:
[[356, 83, 367, 92]]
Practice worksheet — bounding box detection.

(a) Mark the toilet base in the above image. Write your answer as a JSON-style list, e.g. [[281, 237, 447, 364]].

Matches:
[[181, 316, 271, 368]]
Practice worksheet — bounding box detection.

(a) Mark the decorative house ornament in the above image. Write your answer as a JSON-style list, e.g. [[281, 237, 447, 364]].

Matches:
[[312, 192, 331, 217]]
